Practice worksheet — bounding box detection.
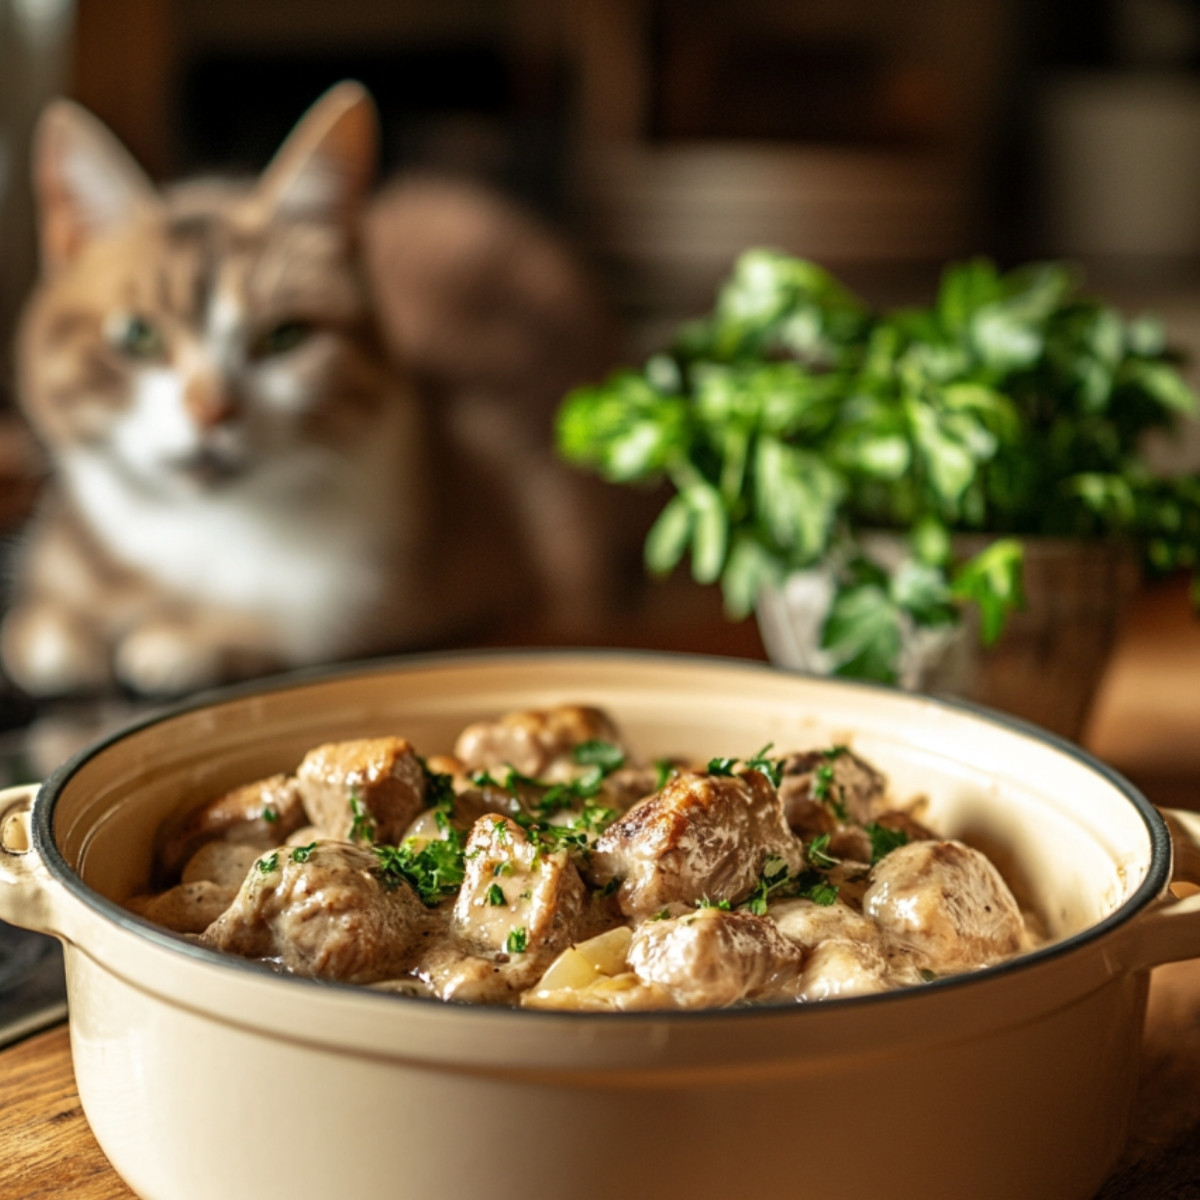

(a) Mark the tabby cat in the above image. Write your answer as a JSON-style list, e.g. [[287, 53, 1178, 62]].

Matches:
[[2, 82, 626, 697]]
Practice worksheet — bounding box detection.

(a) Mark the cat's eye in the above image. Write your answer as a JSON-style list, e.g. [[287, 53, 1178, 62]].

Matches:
[[110, 314, 165, 360], [251, 320, 313, 359]]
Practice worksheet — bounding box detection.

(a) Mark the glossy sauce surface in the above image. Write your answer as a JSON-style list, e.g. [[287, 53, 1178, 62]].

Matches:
[[126, 702, 1037, 1009]]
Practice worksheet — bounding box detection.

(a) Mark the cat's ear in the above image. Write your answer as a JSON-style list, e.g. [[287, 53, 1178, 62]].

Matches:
[[257, 81, 378, 225], [32, 100, 158, 273]]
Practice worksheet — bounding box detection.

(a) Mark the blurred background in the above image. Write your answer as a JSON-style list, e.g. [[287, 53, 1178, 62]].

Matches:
[[0, 0, 1198, 786], [5, 1, 1200, 363]]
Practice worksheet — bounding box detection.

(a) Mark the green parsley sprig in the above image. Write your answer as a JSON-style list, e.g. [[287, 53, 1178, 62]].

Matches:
[[865, 822, 910, 864], [806, 833, 839, 870], [469, 741, 625, 857], [705, 744, 785, 786], [557, 250, 1200, 682], [744, 855, 792, 915], [374, 832, 467, 907], [421, 761, 458, 815], [812, 763, 848, 822], [744, 848, 842, 915], [348, 790, 376, 844]]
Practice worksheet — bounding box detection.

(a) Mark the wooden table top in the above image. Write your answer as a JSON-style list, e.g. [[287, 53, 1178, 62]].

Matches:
[[1, 575, 1199, 1199]]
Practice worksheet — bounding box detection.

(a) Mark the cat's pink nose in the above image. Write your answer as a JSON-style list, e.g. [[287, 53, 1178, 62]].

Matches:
[[184, 377, 238, 428]]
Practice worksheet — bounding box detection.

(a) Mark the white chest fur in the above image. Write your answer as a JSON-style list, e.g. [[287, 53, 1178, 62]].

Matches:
[[60, 406, 423, 661]]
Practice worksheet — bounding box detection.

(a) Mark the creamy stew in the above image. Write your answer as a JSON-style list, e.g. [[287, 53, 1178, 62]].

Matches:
[[126, 703, 1037, 1009]]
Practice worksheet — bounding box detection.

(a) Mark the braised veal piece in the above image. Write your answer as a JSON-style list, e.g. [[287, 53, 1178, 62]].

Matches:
[[126, 703, 1037, 1010]]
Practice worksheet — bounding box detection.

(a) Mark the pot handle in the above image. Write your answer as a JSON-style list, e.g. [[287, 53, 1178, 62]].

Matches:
[[1115, 807, 1200, 972], [0, 783, 65, 937]]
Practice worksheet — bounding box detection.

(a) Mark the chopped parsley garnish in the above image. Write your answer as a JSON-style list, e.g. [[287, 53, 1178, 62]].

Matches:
[[745, 744, 784, 787], [348, 790, 377, 844], [599, 875, 623, 897], [492, 861, 514, 877], [506, 927, 528, 954], [866, 822, 910, 864], [374, 830, 466, 907], [744, 854, 840, 914], [507, 794, 617, 859], [261, 806, 278, 824], [574, 798, 617, 835], [706, 755, 738, 776], [486, 882, 507, 907], [812, 763, 834, 800], [477, 741, 624, 821], [919, 968, 938, 983], [707, 747, 784, 786], [650, 907, 672, 921], [653, 758, 677, 789], [821, 745, 849, 761], [256, 852, 279, 875], [812, 764, 848, 822], [469, 744, 628, 858], [523, 820, 589, 855], [421, 761, 457, 812], [573, 739, 625, 773], [745, 855, 791, 915], [806, 833, 839, 870], [794, 871, 839, 906], [529, 785, 580, 818], [696, 895, 732, 910], [290, 842, 317, 864]]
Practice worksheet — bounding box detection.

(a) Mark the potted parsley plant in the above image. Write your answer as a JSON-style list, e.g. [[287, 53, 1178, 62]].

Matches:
[[556, 250, 1200, 738]]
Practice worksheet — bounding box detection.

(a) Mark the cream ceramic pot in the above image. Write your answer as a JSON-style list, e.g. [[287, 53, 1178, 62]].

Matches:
[[1, 651, 1199, 1200]]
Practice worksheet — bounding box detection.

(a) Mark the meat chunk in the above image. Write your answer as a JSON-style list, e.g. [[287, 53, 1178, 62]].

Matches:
[[126, 881, 238, 934], [180, 842, 262, 888], [157, 774, 307, 879], [863, 839, 1023, 973], [626, 907, 803, 1008], [296, 737, 427, 844], [413, 939, 524, 1005], [770, 896, 881, 951], [796, 939, 892, 1002], [450, 815, 587, 986], [201, 841, 429, 983], [778, 748, 887, 836], [453, 704, 621, 780], [130, 837, 265, 934], [600, 763, 667, 813], [587, 769, 803, 921]]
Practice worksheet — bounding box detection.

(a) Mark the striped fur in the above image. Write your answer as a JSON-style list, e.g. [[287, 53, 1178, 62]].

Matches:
[[2, 83, 620, 696]]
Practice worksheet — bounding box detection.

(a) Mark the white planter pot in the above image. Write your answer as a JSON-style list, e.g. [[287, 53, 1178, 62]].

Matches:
[[756, 537, 1141, 741]]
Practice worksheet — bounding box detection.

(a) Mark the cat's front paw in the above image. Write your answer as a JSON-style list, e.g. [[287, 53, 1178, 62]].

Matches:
[[114, 624, 225, 696], [0, 605, 113, 696]]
